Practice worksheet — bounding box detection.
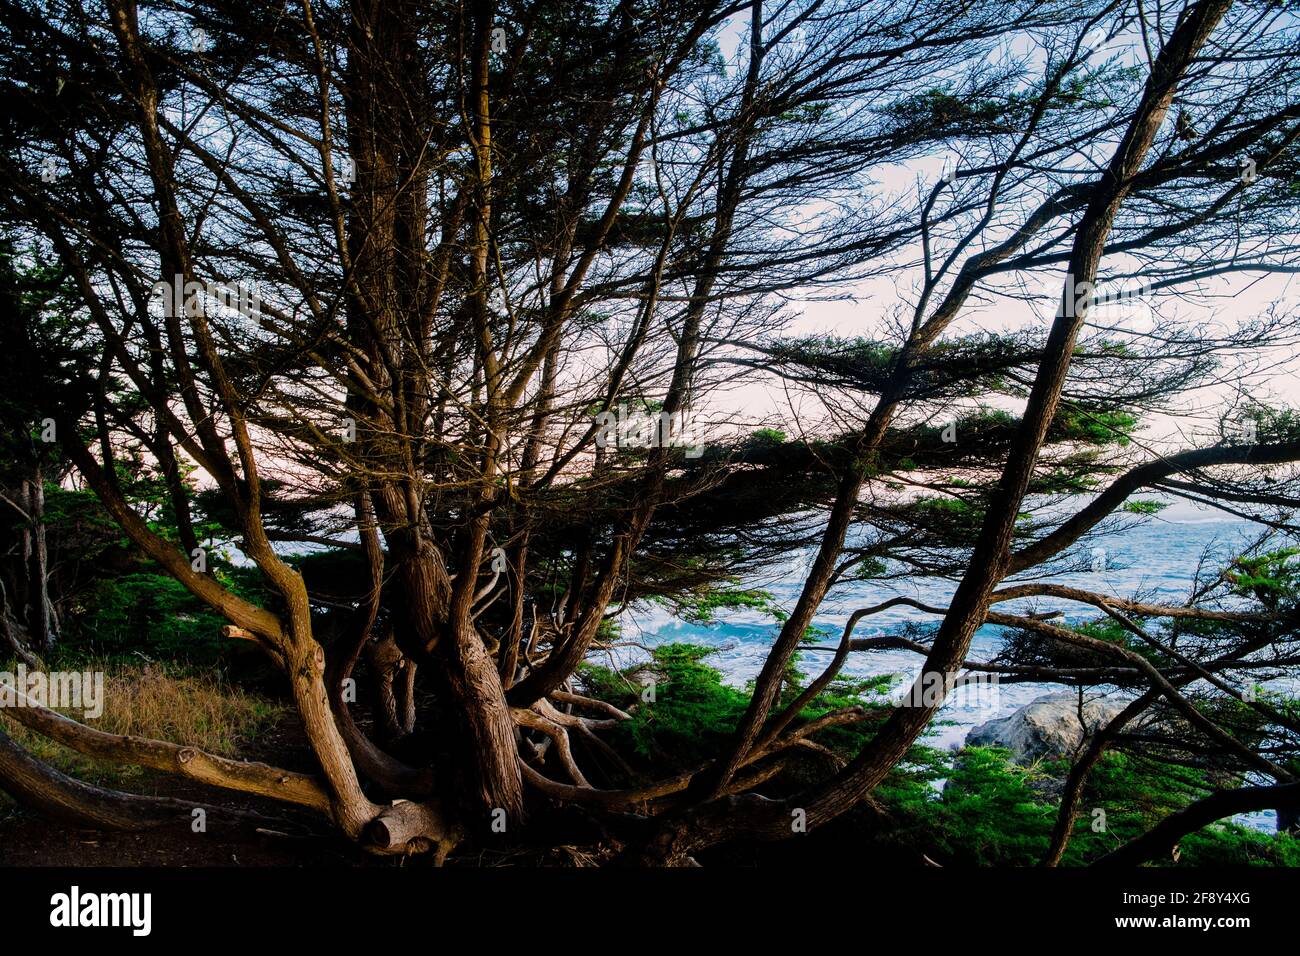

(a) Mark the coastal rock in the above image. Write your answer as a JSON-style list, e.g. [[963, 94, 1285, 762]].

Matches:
[[965, 692, 1129, 764]]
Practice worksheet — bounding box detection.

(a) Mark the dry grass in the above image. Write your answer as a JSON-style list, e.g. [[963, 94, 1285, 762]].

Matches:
[[95, 664, 282, 755], [0, 661, 284, 793]]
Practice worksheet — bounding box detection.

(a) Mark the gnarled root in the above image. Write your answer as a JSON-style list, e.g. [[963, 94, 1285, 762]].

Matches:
[[513, 705, 590, 786], [511, 694, 635, 788]]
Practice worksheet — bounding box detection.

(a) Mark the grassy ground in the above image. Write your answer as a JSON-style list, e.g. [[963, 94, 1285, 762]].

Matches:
[[1, 660, 283, 792], [0, 660, 362, 866]]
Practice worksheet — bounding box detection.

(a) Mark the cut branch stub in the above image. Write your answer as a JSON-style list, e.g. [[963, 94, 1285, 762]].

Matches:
[[367, 799, 460, 861]]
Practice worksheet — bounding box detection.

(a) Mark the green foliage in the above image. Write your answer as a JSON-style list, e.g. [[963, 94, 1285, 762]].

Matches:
[[33, 483, 122, 563], [1245, 405, 1300, 444], [663, 584, 781, 626], [1031, 463, 1104, 495], [579, 643, 887, 771], [580, 644, 752, 768], [764, 336, 898, 393], [747, 428, 787, 447], [1122, 499, 1168, 515], [886, 87, 1023, 138], [1048, 405, 1137, 446], [640, 560, 786, 627], [911, 495, 987, 533], [1072, 616, 1133, 644], [876, 746, 1058, 864], [0, 245, 99, 462], [578, 645, 1300, 866], [1226, 548, 1300, 610], [63, 571, 234, 664], [872, 747, 1300, 866], [850, 556, 889, 581]]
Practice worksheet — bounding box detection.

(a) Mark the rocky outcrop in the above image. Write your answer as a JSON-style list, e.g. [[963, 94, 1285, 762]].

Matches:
[[965, 692, 1130, 764]]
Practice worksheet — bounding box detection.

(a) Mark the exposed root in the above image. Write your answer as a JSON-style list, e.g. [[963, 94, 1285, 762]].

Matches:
[[515, 703, 873, 812], [513, 705, 590, 786]]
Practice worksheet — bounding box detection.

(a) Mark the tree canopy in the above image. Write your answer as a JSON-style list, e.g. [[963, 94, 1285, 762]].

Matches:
[[0, 0, 1298, 868]]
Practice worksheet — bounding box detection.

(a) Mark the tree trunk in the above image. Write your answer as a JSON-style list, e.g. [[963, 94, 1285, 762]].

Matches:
[[436, 613, 524, 822], [364, 632, 407, 745], [21, 471, 55, 653]]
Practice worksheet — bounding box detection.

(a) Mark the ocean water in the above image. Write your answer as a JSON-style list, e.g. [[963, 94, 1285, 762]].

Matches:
[[607, 497, 1292, 832]]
